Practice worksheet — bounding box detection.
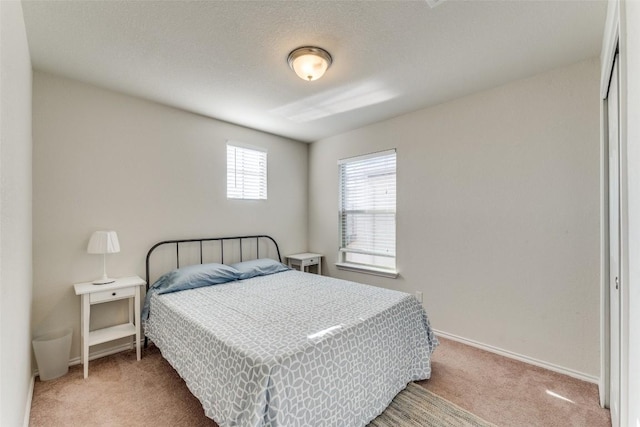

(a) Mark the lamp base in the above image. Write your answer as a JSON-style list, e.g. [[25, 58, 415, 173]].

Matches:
[[92, 277, 116, 285]]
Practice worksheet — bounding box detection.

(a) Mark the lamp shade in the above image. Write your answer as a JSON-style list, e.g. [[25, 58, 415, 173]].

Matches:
[[87, 231, 120, 254]]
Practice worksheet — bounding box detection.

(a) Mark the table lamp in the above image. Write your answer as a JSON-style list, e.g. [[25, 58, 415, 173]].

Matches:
[[87, 230, 120, 284]]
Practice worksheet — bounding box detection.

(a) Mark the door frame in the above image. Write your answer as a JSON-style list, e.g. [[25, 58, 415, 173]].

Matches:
[[597, 2, 639, 424], [599, 0, 619, 410]]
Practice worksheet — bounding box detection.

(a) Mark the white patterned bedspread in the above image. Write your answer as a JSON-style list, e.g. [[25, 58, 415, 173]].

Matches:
[[144, 270, 438, 427]]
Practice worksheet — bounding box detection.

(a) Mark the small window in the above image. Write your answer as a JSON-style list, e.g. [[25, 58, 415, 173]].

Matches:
[[338, 149, 396, 273], [227, 143, 267, 200]]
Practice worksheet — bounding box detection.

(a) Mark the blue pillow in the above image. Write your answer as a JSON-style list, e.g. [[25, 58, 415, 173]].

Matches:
[[230, 258, 290, 280], [142, 262, 240, 319], [152, 262, 240, 292]]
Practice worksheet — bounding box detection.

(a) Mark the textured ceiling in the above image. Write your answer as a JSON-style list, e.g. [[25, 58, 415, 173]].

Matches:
[[22, 0, 606, 142]]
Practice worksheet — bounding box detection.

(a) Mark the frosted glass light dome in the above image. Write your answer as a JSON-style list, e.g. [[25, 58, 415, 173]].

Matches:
[[287, 47, 332, 82]]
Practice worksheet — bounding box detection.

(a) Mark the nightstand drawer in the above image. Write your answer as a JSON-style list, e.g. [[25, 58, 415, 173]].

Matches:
[[90, 286, 135, 304], [304, 258, 319, 265]]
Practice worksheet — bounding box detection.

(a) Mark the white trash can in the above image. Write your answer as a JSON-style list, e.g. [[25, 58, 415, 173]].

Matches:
[[32, 328, 72, 381]]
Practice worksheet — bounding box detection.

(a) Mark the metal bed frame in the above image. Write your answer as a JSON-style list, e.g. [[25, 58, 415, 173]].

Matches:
[[145, 234, 282, 291], [143, 235, 281, 347]]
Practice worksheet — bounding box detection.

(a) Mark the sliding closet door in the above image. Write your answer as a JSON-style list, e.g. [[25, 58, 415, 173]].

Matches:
[[607, 53, 621, 427]]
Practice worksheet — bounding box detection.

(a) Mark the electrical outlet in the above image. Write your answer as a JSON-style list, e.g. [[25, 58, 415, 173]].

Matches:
[[415, 291, 423, 303]]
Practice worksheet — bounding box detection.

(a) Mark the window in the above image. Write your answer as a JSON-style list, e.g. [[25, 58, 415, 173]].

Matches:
[[338, 149, 396, 274], [226, 143, 267, 200]]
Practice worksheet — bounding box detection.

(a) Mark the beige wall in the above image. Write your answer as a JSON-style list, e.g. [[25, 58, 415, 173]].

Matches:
[[32, 72, 308, 361], [0, 1, 34, 425], [309, 58, 601, 378]]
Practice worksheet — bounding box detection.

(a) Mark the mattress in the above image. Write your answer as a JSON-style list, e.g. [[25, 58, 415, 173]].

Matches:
[[144, 269, 437, 427]]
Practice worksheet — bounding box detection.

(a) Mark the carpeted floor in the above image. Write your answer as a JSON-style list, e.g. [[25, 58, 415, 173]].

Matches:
[[29, 337, 610, 426], [419, 338, 610, 426]]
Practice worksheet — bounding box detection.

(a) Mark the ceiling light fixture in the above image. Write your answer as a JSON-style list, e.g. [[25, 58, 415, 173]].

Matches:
[[287, 46, 332, 82]]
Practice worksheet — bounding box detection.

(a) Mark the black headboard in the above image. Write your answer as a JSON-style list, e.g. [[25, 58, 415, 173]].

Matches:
[[145, 235, 282, 290]]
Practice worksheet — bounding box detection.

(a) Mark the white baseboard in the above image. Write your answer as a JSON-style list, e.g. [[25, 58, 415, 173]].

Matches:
[[434, 329, 599, 384], [23, 374, 35, 427], [34, 340, 143, 377], [68, 341, 141, 367]]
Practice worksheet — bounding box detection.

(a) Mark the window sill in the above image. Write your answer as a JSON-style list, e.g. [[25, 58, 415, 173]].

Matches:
[[335, 262, 399, 279]]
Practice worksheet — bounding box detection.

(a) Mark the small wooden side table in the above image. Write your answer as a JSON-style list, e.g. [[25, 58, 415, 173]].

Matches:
[[73, 276, 146, 378], [286, 253, 323, 275]]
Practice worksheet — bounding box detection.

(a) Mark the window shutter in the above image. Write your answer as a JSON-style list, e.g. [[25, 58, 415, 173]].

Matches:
[[339, 150, 396, 269], [227, 143, 267, 200]]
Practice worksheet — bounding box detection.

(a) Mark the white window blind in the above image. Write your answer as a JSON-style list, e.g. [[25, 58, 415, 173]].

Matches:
[[339, 149, 396, 270], [227, 143, 267, 200]]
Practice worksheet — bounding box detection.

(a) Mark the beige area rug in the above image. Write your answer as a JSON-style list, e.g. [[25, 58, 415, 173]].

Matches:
[[368, 382, 495, 427], [30, 344, 494, 427]]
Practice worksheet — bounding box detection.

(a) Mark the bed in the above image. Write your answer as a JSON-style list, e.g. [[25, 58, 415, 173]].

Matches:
[[143, 235, 438, 427]]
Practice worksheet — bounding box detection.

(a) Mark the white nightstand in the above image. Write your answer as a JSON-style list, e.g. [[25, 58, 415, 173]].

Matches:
[[73, 276, 146, 378], [286, 253, 323, 275]]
